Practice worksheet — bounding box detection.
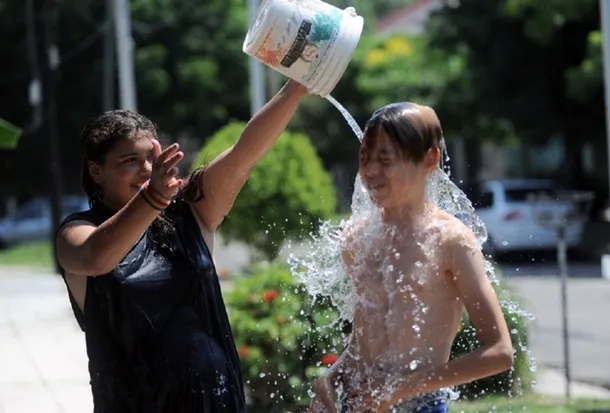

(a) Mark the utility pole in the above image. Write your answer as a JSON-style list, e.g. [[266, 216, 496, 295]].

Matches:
[[25, 0, 41, 131], [28, 0, 62, 273], [247, 0, 266, 115], [113, 0, 137, 110], [267, 66, 282, 96], [103, 0, 116, 111], [601, 0, 610, 205]]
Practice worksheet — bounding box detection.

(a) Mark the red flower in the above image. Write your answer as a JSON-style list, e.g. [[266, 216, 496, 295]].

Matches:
[[238, 346, 250, 358], [262, 289, 280, 303], [322, 354, 338, 366]]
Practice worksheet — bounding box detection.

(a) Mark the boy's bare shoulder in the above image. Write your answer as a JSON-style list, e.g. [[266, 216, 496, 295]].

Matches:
[[433, 209, 480, 249]]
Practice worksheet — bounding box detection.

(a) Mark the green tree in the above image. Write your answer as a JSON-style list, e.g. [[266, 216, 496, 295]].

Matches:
[[0, 0, 252, 200], [425, 0, 603, 188], [502, 0, 603, 103], [193, 122, 337, 260], [131, 0, 250, 137]]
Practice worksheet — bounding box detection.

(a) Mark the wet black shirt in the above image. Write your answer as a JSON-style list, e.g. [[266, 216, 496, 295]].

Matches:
[[57, 200, 246, 413]]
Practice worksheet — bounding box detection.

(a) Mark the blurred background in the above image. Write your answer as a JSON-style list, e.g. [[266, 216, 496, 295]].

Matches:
[[1, 0, 610, 412]]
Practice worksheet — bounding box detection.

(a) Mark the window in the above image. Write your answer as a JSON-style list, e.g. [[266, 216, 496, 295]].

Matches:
[[505, 188, 559, 203]]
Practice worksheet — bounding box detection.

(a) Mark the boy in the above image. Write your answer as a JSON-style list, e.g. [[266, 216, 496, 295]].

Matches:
[[309, 103, 513, 412]]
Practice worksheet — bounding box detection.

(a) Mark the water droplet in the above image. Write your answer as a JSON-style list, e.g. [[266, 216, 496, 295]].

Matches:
[[409, 360, 418, 370], [288, 96, 536, 401]]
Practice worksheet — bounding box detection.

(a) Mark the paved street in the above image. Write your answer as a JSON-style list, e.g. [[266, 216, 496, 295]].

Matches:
[[0, 265, 609, 412], [506, 277, 610, 388]]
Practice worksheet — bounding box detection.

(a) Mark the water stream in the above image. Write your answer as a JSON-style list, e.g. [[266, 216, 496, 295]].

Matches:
[[287, 95, 537, 406]]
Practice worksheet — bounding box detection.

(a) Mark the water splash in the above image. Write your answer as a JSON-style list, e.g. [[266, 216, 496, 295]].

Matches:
[[288, 95, 536, 404]]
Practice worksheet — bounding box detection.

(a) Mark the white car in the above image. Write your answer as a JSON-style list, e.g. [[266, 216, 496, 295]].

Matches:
[[462, 179, 587, 254]]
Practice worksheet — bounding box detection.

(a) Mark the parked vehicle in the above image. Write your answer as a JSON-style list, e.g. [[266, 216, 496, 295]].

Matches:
[[461, 179, 586, 254], [0, 195, 89, 248]]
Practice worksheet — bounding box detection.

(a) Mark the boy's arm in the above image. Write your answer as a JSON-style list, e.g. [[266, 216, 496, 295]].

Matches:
[[380, 228, 513, 408]]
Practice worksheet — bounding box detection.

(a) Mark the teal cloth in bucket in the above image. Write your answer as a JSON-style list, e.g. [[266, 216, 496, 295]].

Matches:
[[0, 118, 22, 149]]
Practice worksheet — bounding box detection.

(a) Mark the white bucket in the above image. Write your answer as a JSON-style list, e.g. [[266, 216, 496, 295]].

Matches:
[[243, 0, 364, 97]]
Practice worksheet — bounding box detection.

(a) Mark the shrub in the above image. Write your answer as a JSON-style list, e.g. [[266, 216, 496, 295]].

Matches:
[[225, 263, 346, 412], [192, 122, 337, 261]]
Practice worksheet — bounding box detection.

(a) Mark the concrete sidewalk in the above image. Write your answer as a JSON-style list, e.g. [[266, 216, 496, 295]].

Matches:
[[1, 268, 609, 413], [0, 268, 92, 413]]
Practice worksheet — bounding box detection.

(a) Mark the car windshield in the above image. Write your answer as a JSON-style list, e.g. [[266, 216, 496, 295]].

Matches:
[[505, 186, 561, 203]]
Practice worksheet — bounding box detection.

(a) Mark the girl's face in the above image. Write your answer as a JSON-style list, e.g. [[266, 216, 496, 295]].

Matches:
[[88, 131, 156, 210]]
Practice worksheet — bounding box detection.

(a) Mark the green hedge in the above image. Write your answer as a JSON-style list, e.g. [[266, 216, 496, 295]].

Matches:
[[226, 263, 345, 412]]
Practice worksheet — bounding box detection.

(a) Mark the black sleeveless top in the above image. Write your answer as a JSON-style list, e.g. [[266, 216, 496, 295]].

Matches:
[[57, 200, 247, 413]]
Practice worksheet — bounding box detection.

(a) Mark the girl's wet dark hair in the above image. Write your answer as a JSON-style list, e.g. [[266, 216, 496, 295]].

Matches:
[[79, 109, 205, 248], [80, 109, 204, 206], [361, 102, 443, 163], [81, 110, 157, 206]]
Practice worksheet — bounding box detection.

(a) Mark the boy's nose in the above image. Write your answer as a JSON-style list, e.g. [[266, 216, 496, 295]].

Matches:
[[363, 161, 381, 177]]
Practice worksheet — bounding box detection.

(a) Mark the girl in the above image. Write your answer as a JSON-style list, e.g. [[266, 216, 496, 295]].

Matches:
[[56, 80, 307, 412]]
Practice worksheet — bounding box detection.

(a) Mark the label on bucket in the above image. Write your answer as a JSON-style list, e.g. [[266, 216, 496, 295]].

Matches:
[[252, 0, 345, 87]]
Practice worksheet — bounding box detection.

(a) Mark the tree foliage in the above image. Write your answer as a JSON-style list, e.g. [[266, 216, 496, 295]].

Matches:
[[0, 0, 251, 200], [0, 0, 605, 204], [422, 0, 603, 187]]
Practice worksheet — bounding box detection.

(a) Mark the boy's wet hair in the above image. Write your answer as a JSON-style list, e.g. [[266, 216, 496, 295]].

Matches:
[[361, 102, 443, 164]]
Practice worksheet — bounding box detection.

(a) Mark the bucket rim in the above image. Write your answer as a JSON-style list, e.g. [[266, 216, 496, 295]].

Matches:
[[242, 0, 271, 53]]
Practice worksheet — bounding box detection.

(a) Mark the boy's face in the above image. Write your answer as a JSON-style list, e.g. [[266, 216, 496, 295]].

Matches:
[[358, 129, 438, 209]]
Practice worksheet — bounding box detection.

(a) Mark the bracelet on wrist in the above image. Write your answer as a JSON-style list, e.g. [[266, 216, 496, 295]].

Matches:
[[140, 181, 171, 210]]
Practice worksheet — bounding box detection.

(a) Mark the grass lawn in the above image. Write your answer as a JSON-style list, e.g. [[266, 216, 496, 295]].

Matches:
[[0, 241, 53, 269], [455, 395, 610, 413]]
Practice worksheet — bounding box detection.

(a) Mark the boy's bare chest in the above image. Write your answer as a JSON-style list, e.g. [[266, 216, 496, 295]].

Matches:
[[352, 231, 447, 293]]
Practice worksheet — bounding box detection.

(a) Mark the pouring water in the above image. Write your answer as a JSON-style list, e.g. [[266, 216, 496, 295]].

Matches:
[[288, 95, 537, 409]]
